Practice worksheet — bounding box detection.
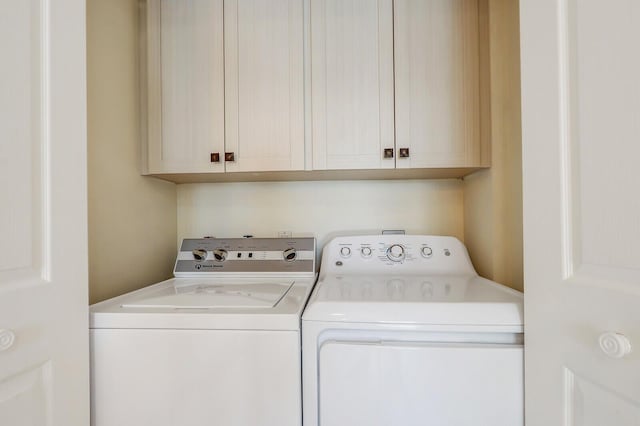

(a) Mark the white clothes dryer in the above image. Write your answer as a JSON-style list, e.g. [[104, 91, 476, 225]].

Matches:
[[302, 235, 523, 426], [91, 237, 316, 426]]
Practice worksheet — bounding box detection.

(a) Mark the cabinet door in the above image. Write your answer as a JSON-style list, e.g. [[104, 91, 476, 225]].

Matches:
[[224, 0, 305, 172], [145, 0, 225, 174], [394, 0, 480, 168], [311, 0, 395, 170]]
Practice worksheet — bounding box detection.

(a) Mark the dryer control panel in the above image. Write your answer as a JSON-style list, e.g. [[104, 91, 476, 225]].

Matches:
[[321, 235, 476, 276], [174, 237, 316, 276]]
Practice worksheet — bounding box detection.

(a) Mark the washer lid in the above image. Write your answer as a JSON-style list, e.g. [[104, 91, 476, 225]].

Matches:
[[121, 282, 292, 309], [90, 277, 316, 330], [302, 274, 523, 328]]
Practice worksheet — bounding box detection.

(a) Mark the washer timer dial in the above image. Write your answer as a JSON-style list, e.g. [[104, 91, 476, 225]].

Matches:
[[283, 248, 297, 262], [386, 244, 405, 262]]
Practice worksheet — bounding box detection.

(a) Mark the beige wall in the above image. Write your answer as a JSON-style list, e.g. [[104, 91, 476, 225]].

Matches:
[[464, 0, 523, 291], [87, 0, 523, 299], [178, 180, 464, 259], [87, 0, 177, 304]]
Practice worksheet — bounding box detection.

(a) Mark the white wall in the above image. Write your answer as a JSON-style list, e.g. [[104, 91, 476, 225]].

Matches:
[[178, 179, 464, 260], [88, 0, 177, 303]]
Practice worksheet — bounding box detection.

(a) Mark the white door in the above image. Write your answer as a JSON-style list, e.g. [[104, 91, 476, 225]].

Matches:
[[0, 1, 88, 425], [311, 0, 395, 170], [521, 1, 640, 424]]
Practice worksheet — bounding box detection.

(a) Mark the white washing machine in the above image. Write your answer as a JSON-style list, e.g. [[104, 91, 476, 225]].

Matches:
[[91, 237, 316, 426], [302, 234, 524, 426]]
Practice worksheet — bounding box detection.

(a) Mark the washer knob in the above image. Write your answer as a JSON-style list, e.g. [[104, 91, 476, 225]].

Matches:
[[340, 247, 351, 258], [387, 244, 405, 262], [212, 249, 228, 262], [361, 247, 372, 257], [192, 248, 208, 262], [283, 248, 297, 262], [420, 246, 433, 258]]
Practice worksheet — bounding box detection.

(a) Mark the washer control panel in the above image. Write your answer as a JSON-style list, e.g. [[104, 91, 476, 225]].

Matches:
[[325, 235, 476, 275], [175, 237, 316, 276]]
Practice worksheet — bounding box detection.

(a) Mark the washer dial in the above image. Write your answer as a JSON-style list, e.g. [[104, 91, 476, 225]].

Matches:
[[283, 248, 297, 262], [340, 247, 352, 258], [212, 249, 228, 262], [386, 244, 405, 262], [420, 246, 433, 258], [361, 246, 372, 258]]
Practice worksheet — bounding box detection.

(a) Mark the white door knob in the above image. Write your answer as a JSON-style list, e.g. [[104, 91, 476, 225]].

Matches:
[[0, 329, 16, 352], [599, 332, 632, 359]]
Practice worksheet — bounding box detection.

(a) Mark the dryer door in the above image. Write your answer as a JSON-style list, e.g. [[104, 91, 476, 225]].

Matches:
[[318, 340, 523, 426]]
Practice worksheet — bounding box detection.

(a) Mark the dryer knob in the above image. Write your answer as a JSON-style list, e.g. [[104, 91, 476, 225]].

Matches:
[[420, 246, 433, 258], [212, 249, 228, 262], [361, 247, 372, 257], [387, 244, 405, 262], [283, 248, 297, 262], [340, 247, 351, 258]]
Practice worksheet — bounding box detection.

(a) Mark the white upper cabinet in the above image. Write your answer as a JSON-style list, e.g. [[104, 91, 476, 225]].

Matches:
[[394, 0, 480, 168], [224, 0, 305, 172], [144, 0, 304, 175], [145, 0, 225, 174], [143, 0, 485, 179], [311, 0, 395, 170], [311, 0, 481, 171]]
